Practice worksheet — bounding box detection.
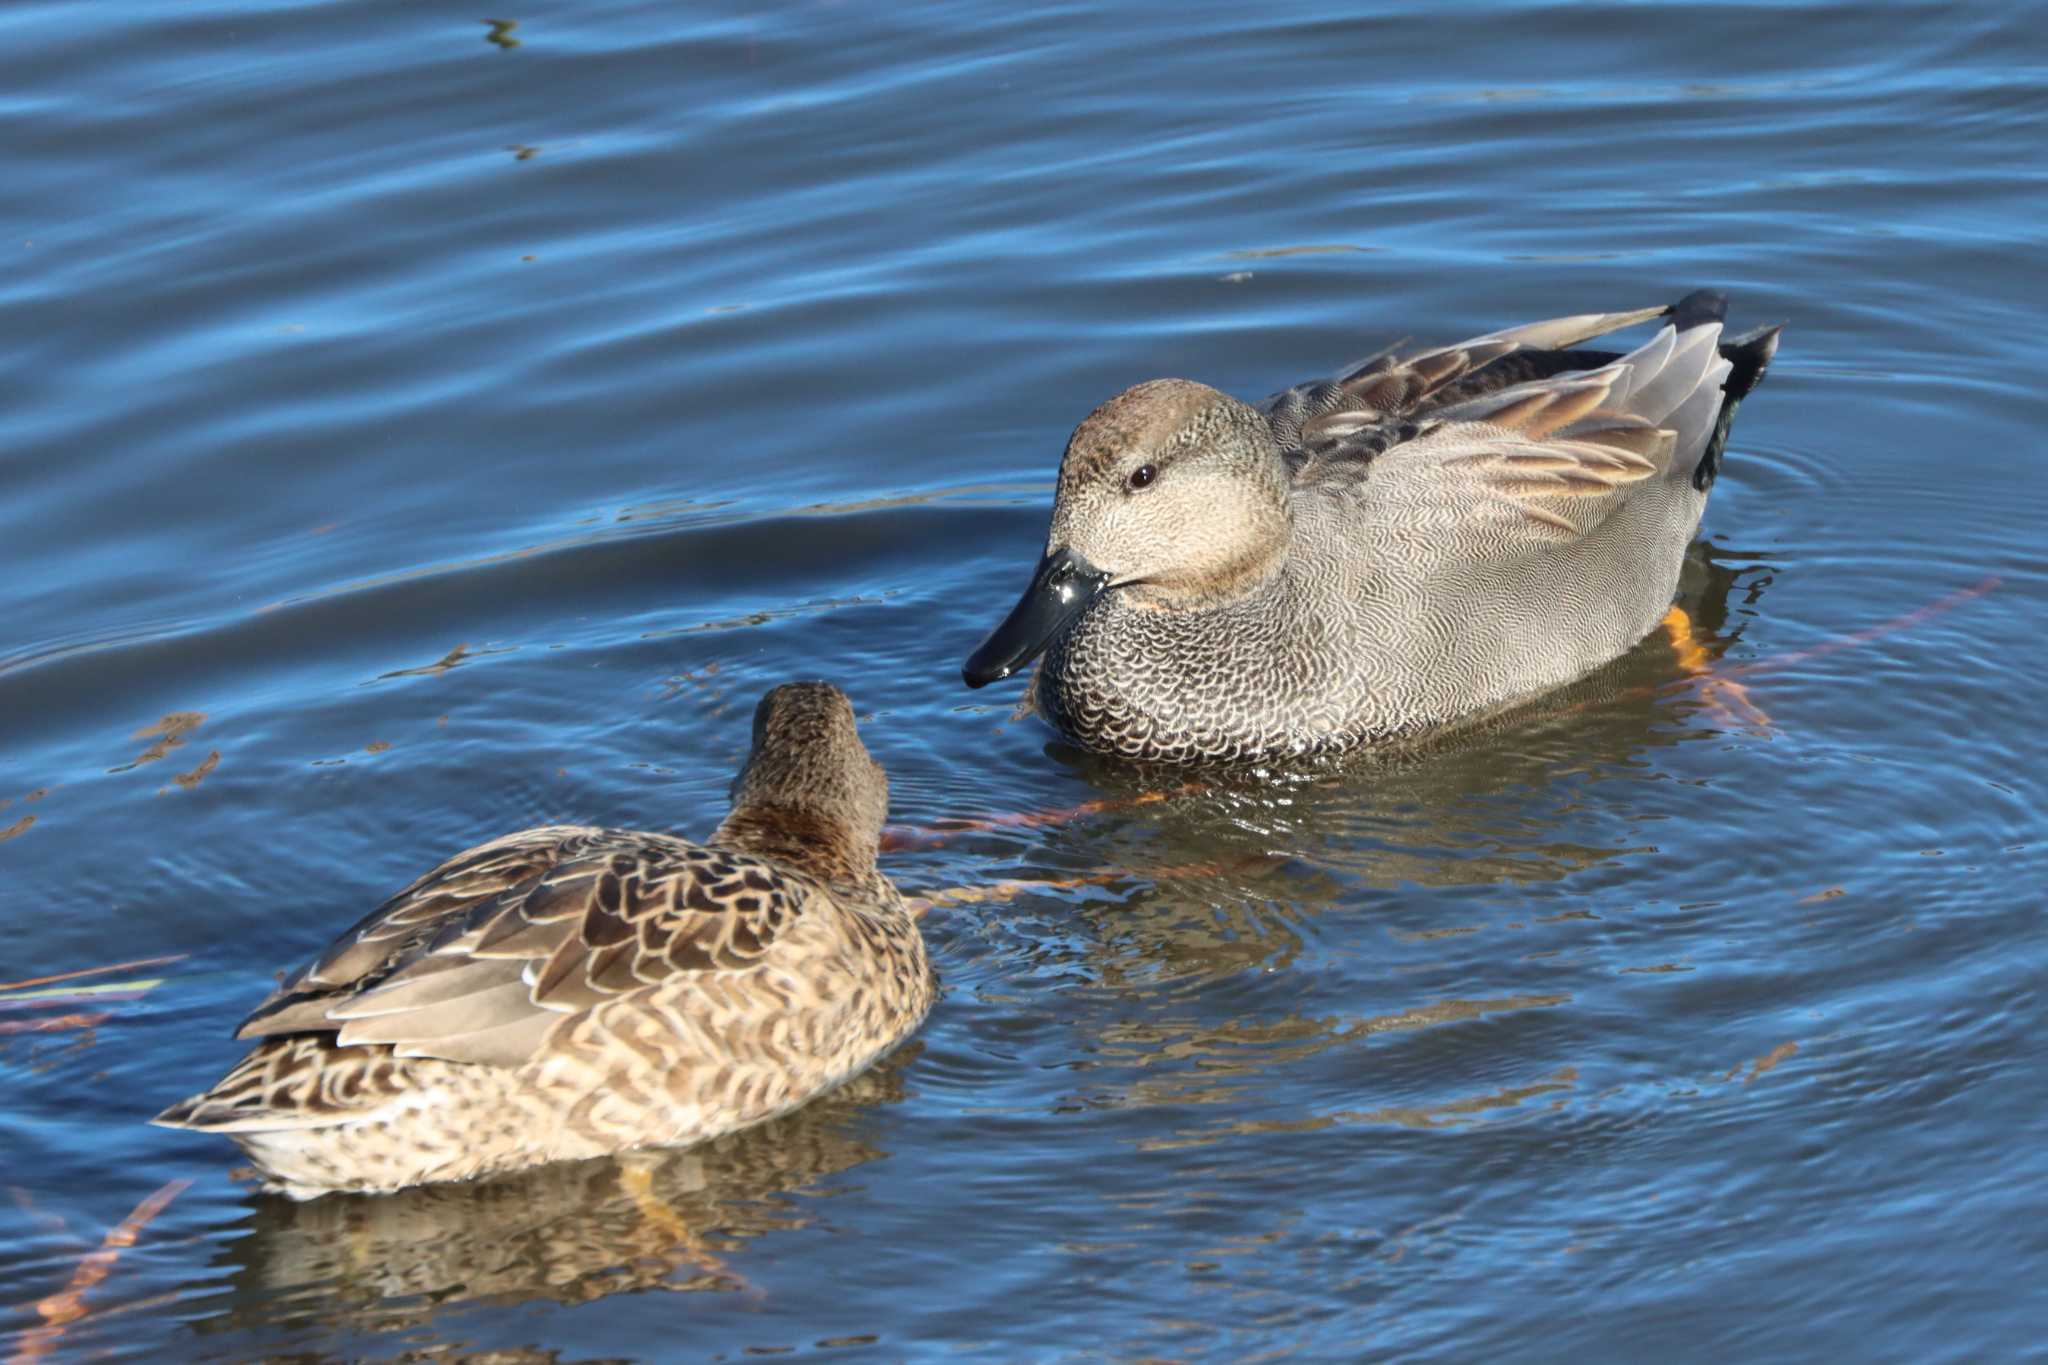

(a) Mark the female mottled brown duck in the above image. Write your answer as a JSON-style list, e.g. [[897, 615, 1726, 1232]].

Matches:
[[154, 682, 935, 1198]]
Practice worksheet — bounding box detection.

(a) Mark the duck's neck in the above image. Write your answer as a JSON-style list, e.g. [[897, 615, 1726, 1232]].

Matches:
[[1042, 565, 1311, 761], [714, 801, 878, 888]]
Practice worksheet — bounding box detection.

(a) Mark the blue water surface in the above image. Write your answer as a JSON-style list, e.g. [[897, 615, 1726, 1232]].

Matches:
[[1, 1, 2043, 1360]]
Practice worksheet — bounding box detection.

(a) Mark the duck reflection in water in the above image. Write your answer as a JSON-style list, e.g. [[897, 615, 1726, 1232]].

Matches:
[[195, 1048, 915, 1336]]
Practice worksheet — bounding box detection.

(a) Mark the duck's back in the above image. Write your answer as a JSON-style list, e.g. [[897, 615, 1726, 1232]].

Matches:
[[1284, 293, 1780, 733]]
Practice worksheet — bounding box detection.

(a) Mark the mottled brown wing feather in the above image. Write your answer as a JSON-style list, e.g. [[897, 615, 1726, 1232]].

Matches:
[[153, 1035, 421, 1133], [234, 825, 813, 1068], [1437, 429, 1672, 541], [1261, 305, 1670, 475], [1334, 312, 1731, 550]]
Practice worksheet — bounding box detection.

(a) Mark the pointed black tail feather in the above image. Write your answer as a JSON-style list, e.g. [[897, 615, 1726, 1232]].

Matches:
[[1694, 320, 1784, 490], [1719, 322, 1782, 403]]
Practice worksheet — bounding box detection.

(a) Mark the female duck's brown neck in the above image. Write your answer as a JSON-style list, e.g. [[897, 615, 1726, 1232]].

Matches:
[[715, 801, 877, 887]]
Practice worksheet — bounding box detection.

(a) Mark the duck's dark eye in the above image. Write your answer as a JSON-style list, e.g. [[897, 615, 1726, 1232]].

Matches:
[[1127, 464, 1157, 491]]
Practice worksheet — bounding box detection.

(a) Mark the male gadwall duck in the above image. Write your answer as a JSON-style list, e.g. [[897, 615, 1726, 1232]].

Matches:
[[963, 290, 1780, 762], [154, 682, 934, 1198]]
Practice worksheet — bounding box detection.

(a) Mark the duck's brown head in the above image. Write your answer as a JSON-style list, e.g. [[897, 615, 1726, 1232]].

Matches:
[[963, 379, 1289, 688], [717, 682, 888, 882]]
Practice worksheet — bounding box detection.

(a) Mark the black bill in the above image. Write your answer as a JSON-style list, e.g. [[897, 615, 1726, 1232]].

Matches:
[[961, 547, 1113, 688]]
